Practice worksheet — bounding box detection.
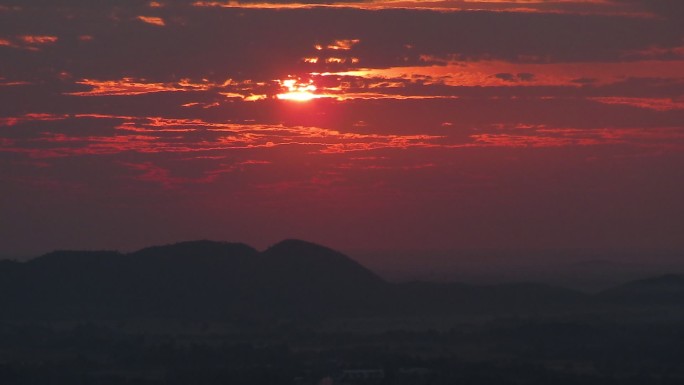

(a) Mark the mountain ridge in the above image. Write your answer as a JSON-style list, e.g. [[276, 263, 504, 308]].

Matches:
[[0, 239, 678, 321]]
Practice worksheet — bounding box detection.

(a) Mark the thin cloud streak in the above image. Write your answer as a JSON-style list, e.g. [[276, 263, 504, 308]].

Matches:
[[316, 60, 684, 88], [192, 0, 653, 17]]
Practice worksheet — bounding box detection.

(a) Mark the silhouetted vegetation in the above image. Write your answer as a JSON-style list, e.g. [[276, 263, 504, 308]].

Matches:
[[1, 318, 684, 384]]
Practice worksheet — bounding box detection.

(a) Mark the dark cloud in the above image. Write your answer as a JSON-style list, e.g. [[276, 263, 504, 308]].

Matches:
[[616, 0, 684, 17], [2, 5, 683, 85]]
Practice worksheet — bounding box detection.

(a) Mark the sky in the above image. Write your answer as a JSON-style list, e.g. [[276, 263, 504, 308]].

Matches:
[[1, 0, 683, 260]]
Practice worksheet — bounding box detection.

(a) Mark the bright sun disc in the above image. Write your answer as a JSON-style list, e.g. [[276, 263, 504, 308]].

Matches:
[[276, 78, 319, 102]]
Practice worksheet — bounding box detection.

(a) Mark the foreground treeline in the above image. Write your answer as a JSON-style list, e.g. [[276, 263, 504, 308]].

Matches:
[[1, 317, 683, 385]]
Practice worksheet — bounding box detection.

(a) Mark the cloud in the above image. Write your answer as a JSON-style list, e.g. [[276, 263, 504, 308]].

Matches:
[[67, 78, 215, 96], [136, 15, 166, 26], [192, 0, 655, 17], [588, 97, 684, 111], [2, 2, 682, 87]]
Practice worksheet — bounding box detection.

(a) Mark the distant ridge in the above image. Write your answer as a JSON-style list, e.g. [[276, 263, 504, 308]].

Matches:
[[598, 274, 684, 304], [1, 239, 675, 322]]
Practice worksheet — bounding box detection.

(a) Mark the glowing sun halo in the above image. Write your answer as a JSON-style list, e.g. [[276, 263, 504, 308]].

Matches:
[[276, 78, 319, 102]]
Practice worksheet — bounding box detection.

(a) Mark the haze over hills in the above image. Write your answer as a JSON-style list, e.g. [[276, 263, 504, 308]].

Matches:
[[599, 274, 684, 305], [358, 248, 684, 291], [1, 239, 682, 322]]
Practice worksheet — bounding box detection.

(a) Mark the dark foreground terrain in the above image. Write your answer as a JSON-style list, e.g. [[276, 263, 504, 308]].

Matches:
[[2, 240, 684, 384]]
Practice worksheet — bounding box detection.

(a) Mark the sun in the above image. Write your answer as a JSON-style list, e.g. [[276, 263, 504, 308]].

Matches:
[[276, 78, 320, 102]]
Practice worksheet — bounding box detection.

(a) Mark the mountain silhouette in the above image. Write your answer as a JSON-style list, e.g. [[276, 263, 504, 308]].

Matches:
[[0, 240, 387, 320], [3, 240, 671, 322]]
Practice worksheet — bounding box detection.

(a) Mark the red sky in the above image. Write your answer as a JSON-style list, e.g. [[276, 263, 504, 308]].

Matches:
[[1, 0, 683, 259]]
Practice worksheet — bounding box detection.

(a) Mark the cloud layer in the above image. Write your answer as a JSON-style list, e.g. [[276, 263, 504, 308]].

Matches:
[[1, 0, 683, 255]]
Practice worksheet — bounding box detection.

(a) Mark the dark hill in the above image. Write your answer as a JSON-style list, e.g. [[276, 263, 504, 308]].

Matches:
[[262, 239, 384, 290], [257, 240, 385, 316]]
